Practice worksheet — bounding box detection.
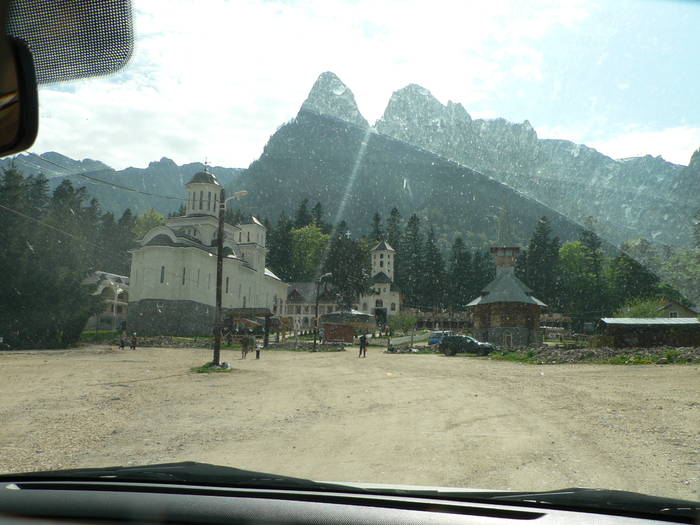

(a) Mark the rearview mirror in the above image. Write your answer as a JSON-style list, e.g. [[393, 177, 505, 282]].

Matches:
[[0, 36, 38, 156]]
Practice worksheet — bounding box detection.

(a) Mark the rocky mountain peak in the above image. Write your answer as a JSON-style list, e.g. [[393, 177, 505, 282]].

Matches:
[[379, 83, 447, 124], [688, 148, 700, 171], [300, 71, 368, 127]]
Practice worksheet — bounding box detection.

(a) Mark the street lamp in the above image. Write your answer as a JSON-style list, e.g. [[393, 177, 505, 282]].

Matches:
[[313, 272, 332, 352], [212, 188, 248, 367]]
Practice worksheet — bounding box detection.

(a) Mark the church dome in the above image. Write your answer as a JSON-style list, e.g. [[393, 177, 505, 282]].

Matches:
[[187, 171, 220, 185]]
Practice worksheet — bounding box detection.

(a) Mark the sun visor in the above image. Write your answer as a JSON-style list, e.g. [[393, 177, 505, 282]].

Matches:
[[5, 0, 133, 84]]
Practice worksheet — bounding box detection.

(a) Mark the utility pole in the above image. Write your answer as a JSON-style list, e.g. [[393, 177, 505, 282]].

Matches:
[[312, 272, 332, 352], [212, 187, 226, 367], [212, 188, 248, 367]]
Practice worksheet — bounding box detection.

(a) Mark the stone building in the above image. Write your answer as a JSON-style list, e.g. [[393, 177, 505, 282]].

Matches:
[[127, 170, 288, 335], [467, 246, 546, 347], [285, 282, 339, 332], [83, 271, 129, 331]]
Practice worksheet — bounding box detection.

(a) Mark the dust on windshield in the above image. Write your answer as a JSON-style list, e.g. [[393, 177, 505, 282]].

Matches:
[[0, 0, 698, 502]]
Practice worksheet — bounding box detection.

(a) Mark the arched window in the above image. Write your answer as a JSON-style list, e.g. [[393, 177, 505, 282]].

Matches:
[[375, 299, 383, 308]]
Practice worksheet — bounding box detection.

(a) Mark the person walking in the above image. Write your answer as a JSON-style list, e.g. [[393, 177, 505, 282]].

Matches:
[[119, 331, 126, 350], [359, 333, 367, 358], [129, 332, 137, 350], [240, 334, 249, 359]]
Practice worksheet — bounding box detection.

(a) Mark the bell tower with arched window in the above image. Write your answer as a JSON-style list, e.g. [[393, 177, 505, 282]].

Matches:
[[185, 169, 221, 218]]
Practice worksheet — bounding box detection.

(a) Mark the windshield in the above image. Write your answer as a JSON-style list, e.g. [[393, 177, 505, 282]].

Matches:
[[1, 0, 699, 506]]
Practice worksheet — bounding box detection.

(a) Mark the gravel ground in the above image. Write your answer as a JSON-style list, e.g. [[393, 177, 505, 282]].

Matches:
[[0, 345, 698, 500]]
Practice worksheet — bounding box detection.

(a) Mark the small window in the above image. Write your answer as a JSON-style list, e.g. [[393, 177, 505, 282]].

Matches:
[[160, 265, 165, 283], [242, 296, 246, 308], [391, 303, 396, 311], [296, 305, 301, 314], [247, 231, 250, 242], [226, 277, 229, 293], [375, 299, 383, 308], [669, 311, 678, 318], [182, 267, 186, 285], [380, 253, 384, 259], [207, 191, 211, 210], [380, 261, 384, 267], [199, 190, 203, 209]]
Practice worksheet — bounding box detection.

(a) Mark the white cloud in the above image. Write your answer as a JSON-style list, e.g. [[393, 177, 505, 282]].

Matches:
[[535, 123, 700, 165], [587, 126, 700, 165], [30, 0, 595, 170]]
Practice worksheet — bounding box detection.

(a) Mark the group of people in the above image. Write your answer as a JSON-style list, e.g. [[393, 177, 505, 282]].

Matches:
[[119, 332, 137, 350]]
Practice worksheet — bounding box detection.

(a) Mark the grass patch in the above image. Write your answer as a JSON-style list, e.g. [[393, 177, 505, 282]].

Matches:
[[190, 362, 234, 373], [488, 350, 539, 364]]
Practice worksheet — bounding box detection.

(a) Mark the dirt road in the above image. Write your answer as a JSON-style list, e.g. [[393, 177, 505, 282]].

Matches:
[[1, 346, 698, 500]]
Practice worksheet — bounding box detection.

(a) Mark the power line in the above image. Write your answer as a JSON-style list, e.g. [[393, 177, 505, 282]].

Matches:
[[25, 153, 186, 201], [0, 201, 102, 249]]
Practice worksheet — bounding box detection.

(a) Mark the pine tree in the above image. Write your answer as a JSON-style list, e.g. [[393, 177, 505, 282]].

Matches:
[[323, 222, 370, 310], [418, 226, 445, 309], [579, 227, 609, 319], [267, 212, 294, 281], [386, 207, 402, 249], [447, 236, 473, 310], [471, 250, 494, 301], [523, 216, 561, 308], [295, 198, 312, 228], [399, 214, 423, 307], [370, 212, 383, 242], [608, 252, 660, 309]]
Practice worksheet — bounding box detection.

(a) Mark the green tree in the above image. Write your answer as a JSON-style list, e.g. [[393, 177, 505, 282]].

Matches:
[[290, 224, 329, 282], [447, 236, 473, 310], [386, 207, 402, 250], [369, 212, 383, 242], [522, 217, 561, 308], [398, 214, 423, 307], [388, 311, 417, 334], [323, 221, 371, 310], [133, 208, 165, 239], [267, 212, 294, 281], [294, 198, 312, 228], [470, 249, 494, 302], [0, 172, 102, 349], [607, 252, 660, 309], [419, 226, 445, 309], [613, 297, 666, 318]]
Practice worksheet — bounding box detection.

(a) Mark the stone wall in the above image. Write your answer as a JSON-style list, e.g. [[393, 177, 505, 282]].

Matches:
[[127, 299, 214, 336]]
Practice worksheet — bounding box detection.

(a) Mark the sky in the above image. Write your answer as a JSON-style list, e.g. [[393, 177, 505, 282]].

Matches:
[[29, 0, 700, 170]]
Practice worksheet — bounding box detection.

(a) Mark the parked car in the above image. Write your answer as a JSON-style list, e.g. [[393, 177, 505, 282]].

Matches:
[[440, 335, 495, 356], [427, 330, 453, 345]]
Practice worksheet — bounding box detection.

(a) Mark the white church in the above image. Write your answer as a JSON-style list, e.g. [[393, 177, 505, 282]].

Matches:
[[127, 170, 288, 335]]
